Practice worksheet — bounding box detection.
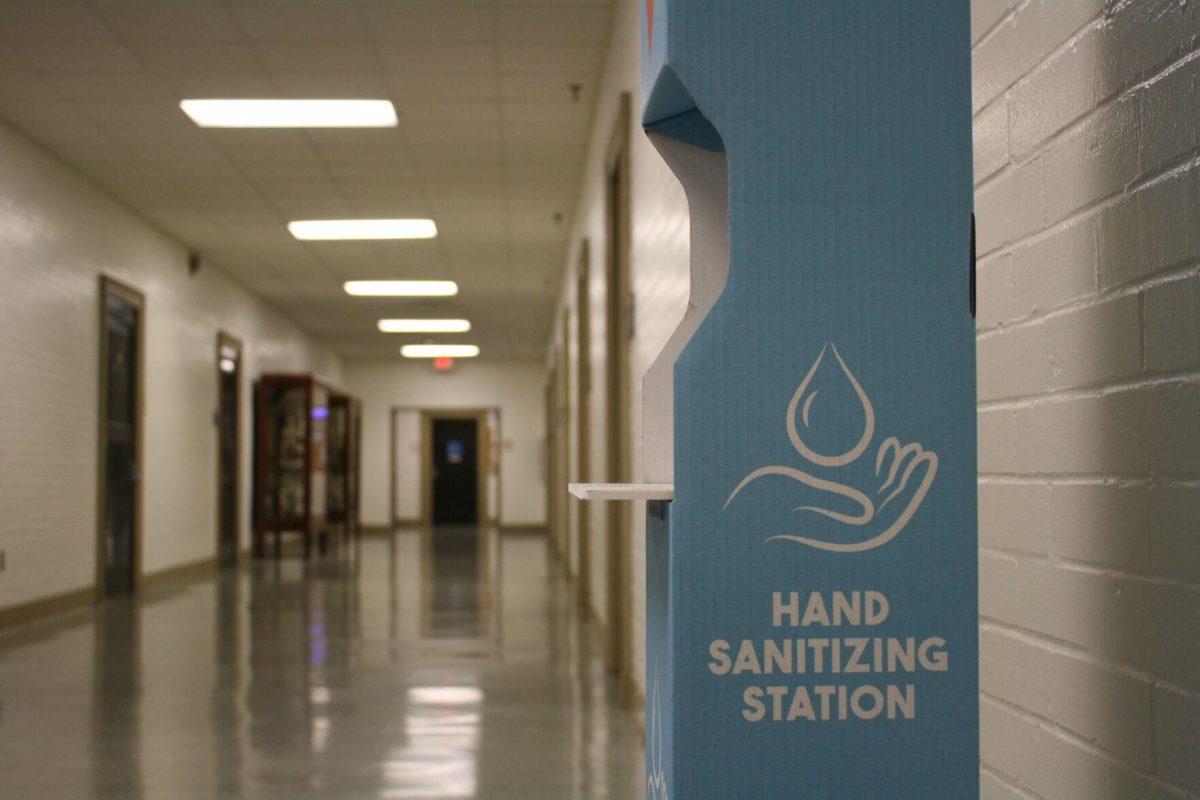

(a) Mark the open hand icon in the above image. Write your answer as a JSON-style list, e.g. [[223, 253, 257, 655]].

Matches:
[[723, 344, 937, 553]]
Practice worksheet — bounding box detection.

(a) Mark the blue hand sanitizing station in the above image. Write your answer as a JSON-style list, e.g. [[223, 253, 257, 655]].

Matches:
[[579, 2, 977, 797]]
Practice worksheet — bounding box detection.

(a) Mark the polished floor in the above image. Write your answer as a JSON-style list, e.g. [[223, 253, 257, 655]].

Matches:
[[0, 529, 644, 799]]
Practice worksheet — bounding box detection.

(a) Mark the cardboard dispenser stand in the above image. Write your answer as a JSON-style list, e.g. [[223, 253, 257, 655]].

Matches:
[[573, 2, 978, 797]]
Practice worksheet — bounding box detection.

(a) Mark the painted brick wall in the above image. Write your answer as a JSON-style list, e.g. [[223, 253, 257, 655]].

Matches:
[[972, 0, 1200, 797], [0, 119, 342, 612]]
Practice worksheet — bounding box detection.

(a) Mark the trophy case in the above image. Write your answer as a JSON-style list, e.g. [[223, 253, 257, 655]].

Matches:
[[253, 374, 332, 558], [326, 392, 362, 544]]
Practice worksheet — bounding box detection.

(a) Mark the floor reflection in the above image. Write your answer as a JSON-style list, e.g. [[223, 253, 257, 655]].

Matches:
[[0, 528, 643, 799]]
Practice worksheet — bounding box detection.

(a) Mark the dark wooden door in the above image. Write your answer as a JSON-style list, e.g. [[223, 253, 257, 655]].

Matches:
[[217, 340, 240, 567], [102, 291, 139, 596], [431, 419, 478, 526]]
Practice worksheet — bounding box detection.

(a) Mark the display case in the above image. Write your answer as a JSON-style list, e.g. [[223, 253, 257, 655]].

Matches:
[[253, 374, 332, 558], [326, 392, 361, 543]]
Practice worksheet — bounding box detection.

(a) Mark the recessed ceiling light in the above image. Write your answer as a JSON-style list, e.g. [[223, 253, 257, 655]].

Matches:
[[343, 280, 458, 297], [378, 319, 471, 333], [290, 219, 437, 240], [401, 344, 480, 358], [180, 99, 398, 128]]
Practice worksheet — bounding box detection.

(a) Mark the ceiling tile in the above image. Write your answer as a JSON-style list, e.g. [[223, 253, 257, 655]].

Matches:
[[495, 6, 611, 42], [231, 2, 367, 41], [125, 40, 261, 76], [363, 4, 496, 41], [389, 72, 498, 100], [271, 71, 389, 97], [0, 39, 140, 72], [46, 70, 168, 100], [96, 3, 241, 41], [0, 1, 112, 40], [0, 71, 62, 100], [378, 41, 496, 73], [255, 41, 378, 73], [0, 0, 613, 360], [498, 71, 595, 101], [498, 42, 603, 72]]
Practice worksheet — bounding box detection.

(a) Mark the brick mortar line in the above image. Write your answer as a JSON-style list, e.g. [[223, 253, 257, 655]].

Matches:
[[978, 111, 1200, 241], [973, 41, 1200, 255], [977, 14, 1200, 173], [971, 0, 1035, 52], [978, 546, 1200, 593], [974, 252, 1200, 339], [976, 141, 1200, 266], [979, 474, 1200, 489], [976, 370, 1200, 410], [1002, 23, 1200, 164], [978, 692, 1199, 799], [981, 545, 1200, 590], [973, 8, 1108, 122], [980, 617, 1200, 700], [979, 763, 1045, 799], [981, 471, 1200, 482]]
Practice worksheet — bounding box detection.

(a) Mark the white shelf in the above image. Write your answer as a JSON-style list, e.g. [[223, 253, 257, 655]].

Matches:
[[568, 483, 675, 501]]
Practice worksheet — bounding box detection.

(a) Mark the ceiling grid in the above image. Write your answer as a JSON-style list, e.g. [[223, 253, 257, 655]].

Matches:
[[0, 0, 612, 358]]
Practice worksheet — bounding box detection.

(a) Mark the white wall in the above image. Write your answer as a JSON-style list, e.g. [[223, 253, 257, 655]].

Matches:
[[548, 0, 1200, 794], [547, 0, 691, 695], [344, 359, 546, 528], [392, 410, 422, 521], [972, 1, 1200, 797], [0, 118, 342, 612]]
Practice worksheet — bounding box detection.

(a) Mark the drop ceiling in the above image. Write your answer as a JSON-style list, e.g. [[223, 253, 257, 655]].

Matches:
[[0, 0, 613, 359]]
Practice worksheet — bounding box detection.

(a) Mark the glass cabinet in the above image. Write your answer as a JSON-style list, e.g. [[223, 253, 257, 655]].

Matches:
[[253, 374, 332, 557], [326, 393, 361, 543]]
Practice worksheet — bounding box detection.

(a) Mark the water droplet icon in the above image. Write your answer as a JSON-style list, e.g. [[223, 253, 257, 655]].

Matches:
[[786, 343, 875, 467]]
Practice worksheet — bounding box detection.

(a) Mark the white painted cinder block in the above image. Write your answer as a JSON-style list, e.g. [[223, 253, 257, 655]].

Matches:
[[973, 0, 1200, 794], [0, 117, 342, 611]]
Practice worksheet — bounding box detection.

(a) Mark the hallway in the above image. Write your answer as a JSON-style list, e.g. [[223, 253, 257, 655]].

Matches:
[[0, 531, 643, 800]]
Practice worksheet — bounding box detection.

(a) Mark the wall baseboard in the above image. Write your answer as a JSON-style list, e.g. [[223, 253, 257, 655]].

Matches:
[[0, 585, 96, 630], [500, 524, 547, 534], [141, 556, 217, 589], [0, 555, 223, 631]]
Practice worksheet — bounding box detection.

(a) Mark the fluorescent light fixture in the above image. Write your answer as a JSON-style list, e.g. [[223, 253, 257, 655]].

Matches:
[[378, 319, 471, 333], [401, 344, 480, 359], [343, 280, 458, 297], [290, 219, 437, 240], [180, 99, 398, 128]]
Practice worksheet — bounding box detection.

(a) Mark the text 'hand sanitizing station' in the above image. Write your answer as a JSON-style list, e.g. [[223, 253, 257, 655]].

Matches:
[[573, 1, 978, 797]]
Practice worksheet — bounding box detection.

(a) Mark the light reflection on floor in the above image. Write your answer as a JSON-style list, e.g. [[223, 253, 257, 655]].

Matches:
[[0, 528, 644, 799]]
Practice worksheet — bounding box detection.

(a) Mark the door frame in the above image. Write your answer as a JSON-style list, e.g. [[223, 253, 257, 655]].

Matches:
[[574, 240, 593, 611], [389, 406, 423, 526], [96, 275, 146, 595], [558, 314, 572, 566], [215, 331, 243, 565], [603, 93, 634, 685], [421, 408, 490, 527], [544, 373, 558, 546]]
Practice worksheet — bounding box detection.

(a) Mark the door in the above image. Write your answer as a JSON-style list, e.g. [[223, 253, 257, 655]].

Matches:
[[603, 94, 633, 682], [216, 334, 241, 567], [575, 243, 592, 609], [99, 278, 143, 597], [431, 418, 479, 526]]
